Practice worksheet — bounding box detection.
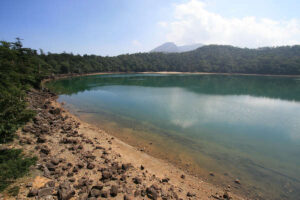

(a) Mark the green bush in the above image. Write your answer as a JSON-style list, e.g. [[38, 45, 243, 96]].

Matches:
[[0, 149, 37, 191], [0, 88, 35, 143]]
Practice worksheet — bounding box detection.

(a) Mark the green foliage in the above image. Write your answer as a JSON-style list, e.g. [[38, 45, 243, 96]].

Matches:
[[0, 88, 35, 143], [0, 40, 45, 143], [7, 186, 20, 196], [41, 45, 300, 75], [0, 149, 37, 191], [0, 40, 39, 192]]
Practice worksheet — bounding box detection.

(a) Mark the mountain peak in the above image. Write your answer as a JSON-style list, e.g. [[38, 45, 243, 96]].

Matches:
[[151, 42, 178, 53], [151, 42, 203, 53]]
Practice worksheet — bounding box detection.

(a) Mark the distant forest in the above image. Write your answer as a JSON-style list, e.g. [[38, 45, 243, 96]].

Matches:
[[41, 44, 300, 75]]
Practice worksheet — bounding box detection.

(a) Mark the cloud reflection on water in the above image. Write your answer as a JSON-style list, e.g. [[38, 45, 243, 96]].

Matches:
[[165, 87, 300, 141]]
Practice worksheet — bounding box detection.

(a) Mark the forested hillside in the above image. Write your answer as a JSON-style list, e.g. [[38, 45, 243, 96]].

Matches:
[[42, 45, 300, 75]]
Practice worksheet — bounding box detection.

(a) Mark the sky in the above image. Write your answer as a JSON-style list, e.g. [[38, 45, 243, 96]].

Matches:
[[1, 0, 300, 56]]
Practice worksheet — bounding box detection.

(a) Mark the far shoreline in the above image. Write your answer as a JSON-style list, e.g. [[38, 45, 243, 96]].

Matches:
[[46, 71, 300, 83]]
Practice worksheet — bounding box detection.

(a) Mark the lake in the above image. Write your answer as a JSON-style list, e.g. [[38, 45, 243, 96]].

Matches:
[[47, 74, 300, 200]]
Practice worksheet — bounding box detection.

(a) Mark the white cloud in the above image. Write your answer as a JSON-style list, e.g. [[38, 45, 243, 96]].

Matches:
[[158, 21, 168, 28], [132, 40, 141, 47], [159, 0, 300, 47]]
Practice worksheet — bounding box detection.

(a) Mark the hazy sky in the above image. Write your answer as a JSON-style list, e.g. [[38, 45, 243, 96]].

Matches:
[[1, 0, 300, 55]]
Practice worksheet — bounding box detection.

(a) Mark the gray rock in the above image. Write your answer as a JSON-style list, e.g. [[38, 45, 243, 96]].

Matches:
[[51, 158, 60, 165], [69, 178, 75, 182], [49, 108, 61, 115], [78, 193, 88, 200], [123, 194, 133, 200], [101, 171, 112, 180], [234, 179, 241, 184], [43, 165, 51, 178], [90, 188, 101, 197], [72, 166, 79, 173], [161, 178, 169, 183], [37, 136, 47, 143], [100, 190, 108, 198], [187, 192, 196, 197], [57, 181, 75, 200], [46, 163, 56, 171], [122, 163, 132, 170], [110, 185, 118, 197], [133, 177, 142, 184], [40, 195, 55, 200], [38, 187, 54, 197], [134, 190, 140, 197], [27, 188, 38, 197], [91, 184, 103, 190], [40, 145, 51, 155], [146, 186, 158, 200], [77, 162, 84, 169], [87, 162, 95, 170]]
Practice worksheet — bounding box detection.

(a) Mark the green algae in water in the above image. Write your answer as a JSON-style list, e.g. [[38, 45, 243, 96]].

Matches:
[[47, 74, 300, 200]]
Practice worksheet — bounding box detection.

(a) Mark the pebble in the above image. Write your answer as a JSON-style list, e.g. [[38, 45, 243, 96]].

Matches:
[[234, 179, 241, 184]]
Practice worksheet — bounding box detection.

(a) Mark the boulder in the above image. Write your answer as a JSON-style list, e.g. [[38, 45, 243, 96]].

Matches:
[[40, 195, 55, 200], [49, 108, 61, 115], [122, 163, 132, 171], [37, 136, 47, 143], [46, 163, 56, 171], [78, 193, 88, 200], [91, 184, 103, 190], [187, 192, 196, 197], [133, 177, 142, 184], [40, 145, 50, 155], [51, 158, 60, 165], [57, 181, 75, 200], [161, 178, 169, 183], [100, 190, 108, 198], [146, 186, 158, 200], [101, 171, 112, 180], [110, 185, 118, 197], [27, 188, 38, 197], [234, 179, 241, 184], [90, 188, 101, 197], [123, 194, 133, 200], [38, 187, 54, 197], [87, 162, 95, 170]]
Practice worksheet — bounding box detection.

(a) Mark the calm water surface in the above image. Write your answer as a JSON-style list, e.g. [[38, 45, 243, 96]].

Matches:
[[48, 74, 300, 199]]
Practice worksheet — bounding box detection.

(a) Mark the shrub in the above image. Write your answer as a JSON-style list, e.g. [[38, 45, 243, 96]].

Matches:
[[0, 149, 37, 191]]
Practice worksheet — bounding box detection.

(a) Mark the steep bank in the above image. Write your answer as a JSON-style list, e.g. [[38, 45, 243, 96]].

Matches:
[[1, 89, 246, 200]]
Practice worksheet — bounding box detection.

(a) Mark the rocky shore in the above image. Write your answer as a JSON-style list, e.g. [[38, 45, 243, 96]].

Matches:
[[1, 88, 245, 200]]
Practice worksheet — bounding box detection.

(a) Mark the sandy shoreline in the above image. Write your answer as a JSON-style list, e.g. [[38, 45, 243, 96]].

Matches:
[[50, 94, 246, 200], [2, 88, 247, 199]]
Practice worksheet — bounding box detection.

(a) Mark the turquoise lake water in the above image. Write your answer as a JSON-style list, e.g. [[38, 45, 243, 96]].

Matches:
[[47, 74, 300, 199]]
